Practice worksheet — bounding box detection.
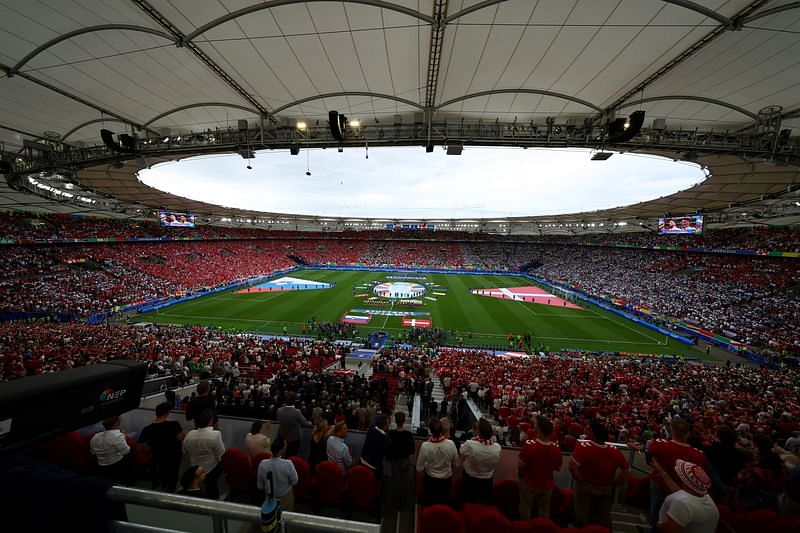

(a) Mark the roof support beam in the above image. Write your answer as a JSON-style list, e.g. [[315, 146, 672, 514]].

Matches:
[[271, 92, 424, 115], [443, 0, 734, 25], [141, 103, 262, 128], [61, 118, 132, 142], [661, 0, 732, 27], [425, 0, 449, 149], [617, 96, 758, 120], [131, 0, 275, 124], [604, 0, 772, 117], [741, 2, 800, 25], [183, 0, 433, 44], [443, 0, 505, 24], [0, 61, 158, 136], [6, 25, 176, 77], [437, 89, 603, 113]]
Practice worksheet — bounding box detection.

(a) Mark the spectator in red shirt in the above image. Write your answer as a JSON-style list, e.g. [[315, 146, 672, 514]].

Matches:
[[647, 416, 709, 530], [518, 415, 563, 519], [569, 420, 630, 529]]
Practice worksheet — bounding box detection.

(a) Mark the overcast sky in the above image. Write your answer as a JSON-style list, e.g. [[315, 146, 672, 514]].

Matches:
[[139, 147, 705, 219]]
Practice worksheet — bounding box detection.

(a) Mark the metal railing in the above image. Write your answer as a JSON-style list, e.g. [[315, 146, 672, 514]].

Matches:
[[106, 486, 381, 533]]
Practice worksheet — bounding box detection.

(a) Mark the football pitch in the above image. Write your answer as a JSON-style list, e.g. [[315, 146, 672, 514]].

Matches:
[[133, 269, 702, 357]]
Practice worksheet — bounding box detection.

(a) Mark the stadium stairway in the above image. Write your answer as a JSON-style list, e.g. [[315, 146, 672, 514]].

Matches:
[[429, 371, 447, 411], [611, 504, 650, 532]]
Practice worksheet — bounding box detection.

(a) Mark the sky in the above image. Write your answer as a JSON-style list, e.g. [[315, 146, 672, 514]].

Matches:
[[139, 146, 706, 219]]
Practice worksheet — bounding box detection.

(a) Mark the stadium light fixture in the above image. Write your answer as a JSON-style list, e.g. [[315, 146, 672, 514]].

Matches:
[[296, 121, 307, 130], [349, 119, 360, 128]]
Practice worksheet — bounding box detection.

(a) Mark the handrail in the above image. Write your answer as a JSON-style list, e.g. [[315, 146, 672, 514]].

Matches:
[[107, 486, 381, 533]]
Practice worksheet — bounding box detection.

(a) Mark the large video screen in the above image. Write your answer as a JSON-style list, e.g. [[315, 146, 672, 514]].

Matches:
[[159, 211, 195, 228], [658, 215, 703, 235]]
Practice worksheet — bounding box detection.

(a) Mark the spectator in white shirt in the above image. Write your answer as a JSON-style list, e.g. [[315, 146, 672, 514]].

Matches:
[[326, 421, 352, 474], [183, 409, 225, 499], [655, 459, 719, 533], [460, 418, 501, 504], [245, 420, 272, 463], [417, 417, 459, 505], [90, 415, 133, 484], [257, 436, 299, 511]]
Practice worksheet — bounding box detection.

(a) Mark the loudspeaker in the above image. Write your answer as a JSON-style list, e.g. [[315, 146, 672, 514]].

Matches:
[[329, 111, 347, 142], [118, 133, 136, 151], [290, 147, 300, 156], [608, 110, 645, 143], [100, 129, 136, 153], [0, 160, 11, 175]]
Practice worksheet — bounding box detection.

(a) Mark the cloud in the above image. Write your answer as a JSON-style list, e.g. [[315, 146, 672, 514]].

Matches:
[[139, 147, 705, 218]]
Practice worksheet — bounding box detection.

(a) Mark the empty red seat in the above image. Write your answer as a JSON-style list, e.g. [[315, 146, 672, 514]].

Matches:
[[512, 517, 560, 533], [288, 456, 314, 502], [420, 504, 465, 533], [221, 448, 254, 496], [463, 503, 511, 533], [314, 460, 347, 505], [493, 479, 520, 520], [347, 465, 379, 510]]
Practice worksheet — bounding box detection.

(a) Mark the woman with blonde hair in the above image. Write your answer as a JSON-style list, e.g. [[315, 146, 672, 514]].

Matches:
[[309, 419, 332, 470]]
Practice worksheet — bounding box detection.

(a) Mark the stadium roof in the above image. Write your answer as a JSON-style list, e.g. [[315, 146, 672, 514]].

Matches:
[[1, 0, 800, 228]]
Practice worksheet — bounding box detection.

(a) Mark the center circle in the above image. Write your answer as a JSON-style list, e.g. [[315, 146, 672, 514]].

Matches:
[[373, 282, 426, 299]]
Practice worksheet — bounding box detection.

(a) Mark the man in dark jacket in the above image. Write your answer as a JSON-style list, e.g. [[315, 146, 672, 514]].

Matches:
[[360, 414, 391, 477]]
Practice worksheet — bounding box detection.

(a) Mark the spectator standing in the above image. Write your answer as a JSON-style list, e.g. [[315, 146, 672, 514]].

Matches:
[[182, 409, 225, 499], [704, 425, 745, 491], [416, 417, 459, 506], [139, 402, 184, 491], [277, 392, 311, 458], [256, 436, 299, 512], [361, 414, 391, 477], [647, 417, 709, 529], [90, 415, 133, 485], [388, 412, 416, 509], [569, 420, 630, 529], [308, 420, 331, 471], [245, 420, 271, 464], [460, 418, 501, 504], [654, 459, 718, 532], [518, 415, 563, 519], [326, 421, 353, 474], [185, 380, 217, 424]]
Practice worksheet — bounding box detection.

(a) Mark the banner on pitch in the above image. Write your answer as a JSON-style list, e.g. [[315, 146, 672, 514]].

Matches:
[[402, 317, 432, 328]]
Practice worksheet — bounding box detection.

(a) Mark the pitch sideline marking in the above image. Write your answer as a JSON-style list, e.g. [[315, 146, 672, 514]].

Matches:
[[585, 306, 662, 343]]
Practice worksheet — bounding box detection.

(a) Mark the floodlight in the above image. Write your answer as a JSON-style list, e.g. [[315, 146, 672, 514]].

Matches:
[[296, 121, 307, 130], [349, 119, 360, 128]]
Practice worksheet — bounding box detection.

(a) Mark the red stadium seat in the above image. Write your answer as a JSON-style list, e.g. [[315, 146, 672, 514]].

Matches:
[[463, 503, 511, 533], [549, 486, 574, 525], [288, 456, 314, 502], [420, 504, 465, 533], [314, 461, 347, 506], [347, 465, 379, 510], [493, 479, 520, 520], [250, 452, 272, 477], [512, 517, 560, 533], [221, 448, 254, 498]]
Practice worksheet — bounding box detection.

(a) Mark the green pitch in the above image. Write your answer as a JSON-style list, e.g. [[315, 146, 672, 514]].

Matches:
[[132, 269, 704, 357]]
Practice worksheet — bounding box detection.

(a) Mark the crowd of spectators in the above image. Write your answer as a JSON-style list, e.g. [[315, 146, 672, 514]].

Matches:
[[1, 230, 798, 359], [0, 321, 342, 382], [4, 212, 799, 252], [531, 245, 800, 355]]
